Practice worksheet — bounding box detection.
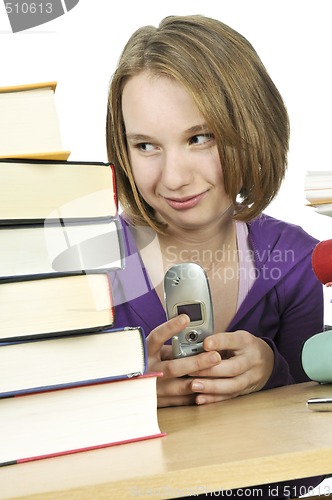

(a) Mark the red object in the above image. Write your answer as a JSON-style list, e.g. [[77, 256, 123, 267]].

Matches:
[[312, 239, 332, 286]]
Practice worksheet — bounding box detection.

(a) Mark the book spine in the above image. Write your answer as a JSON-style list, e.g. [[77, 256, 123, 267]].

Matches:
[[0, 433, 167, 468]]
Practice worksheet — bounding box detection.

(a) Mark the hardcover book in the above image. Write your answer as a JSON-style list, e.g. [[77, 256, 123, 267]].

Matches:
[[0, 273, 114, 342], [0, 373, 165, 467], [0, 327, 147, 395], [0, 82, 70, 160], [0, 218, 124, 279], [0, 159, 117, 223], [305, 171, 332, 217]]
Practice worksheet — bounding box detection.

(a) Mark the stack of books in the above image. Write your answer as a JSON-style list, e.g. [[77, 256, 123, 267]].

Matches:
[[305, 171, 332, 217], [0, 82, 164, 467]]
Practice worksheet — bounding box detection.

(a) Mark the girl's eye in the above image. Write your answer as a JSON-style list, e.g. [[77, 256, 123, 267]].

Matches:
[[137, 143, 157, 152], [189, 133, 214, 146]]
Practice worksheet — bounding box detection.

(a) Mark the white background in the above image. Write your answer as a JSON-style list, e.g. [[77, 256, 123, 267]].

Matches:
[[1, 0, 332, 493]]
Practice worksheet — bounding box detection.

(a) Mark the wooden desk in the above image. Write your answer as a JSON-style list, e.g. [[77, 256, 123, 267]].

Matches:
[[1, 382, 332, 500]]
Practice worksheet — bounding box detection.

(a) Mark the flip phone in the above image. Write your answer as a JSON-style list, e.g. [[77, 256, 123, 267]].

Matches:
[[164, 263, 214, 358]]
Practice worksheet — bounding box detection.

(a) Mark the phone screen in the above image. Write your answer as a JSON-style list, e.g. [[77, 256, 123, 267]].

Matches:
[[177, 303, 202, 322]]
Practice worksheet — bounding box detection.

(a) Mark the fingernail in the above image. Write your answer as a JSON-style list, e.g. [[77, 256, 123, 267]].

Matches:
[[179, 314, 189, 325], [205, 338, 215, 350], [192, 381, 204, 392], [209, 352, 220, 364], [196, 395, 207, 405]]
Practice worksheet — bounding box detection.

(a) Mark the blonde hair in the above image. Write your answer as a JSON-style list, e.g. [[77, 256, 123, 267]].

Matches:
[[106, 15, 289, 231]]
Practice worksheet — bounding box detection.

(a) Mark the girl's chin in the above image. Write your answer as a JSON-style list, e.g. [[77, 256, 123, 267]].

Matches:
[[157, 204, 233, 228]]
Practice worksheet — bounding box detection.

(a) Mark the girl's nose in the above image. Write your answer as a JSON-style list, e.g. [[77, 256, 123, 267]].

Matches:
[[160, 150, 193, 191]]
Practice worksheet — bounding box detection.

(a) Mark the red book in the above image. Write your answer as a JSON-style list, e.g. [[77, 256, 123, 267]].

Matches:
[[0, 373, 165, 467]]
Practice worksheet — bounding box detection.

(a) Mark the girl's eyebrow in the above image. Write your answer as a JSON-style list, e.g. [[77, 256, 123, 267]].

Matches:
[[125, 133, 154, 142], [126, 124, 210, 142], [185, 124, 210, 135]]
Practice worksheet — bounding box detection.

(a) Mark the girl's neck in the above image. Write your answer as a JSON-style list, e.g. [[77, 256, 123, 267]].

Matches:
[[157, 216, 237, 271]]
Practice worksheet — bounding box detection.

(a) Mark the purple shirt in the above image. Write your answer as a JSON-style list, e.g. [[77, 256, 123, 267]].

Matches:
[[110, 213, 324, 390]]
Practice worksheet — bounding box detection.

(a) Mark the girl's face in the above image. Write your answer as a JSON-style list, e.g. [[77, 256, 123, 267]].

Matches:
[[122, 71, 232, 234]]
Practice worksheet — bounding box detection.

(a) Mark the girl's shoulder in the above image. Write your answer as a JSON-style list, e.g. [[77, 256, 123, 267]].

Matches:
[[247, 213, 319, 261]]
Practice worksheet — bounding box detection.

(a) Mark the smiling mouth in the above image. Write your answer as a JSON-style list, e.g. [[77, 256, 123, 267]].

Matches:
[[163, 192, 206, 210]]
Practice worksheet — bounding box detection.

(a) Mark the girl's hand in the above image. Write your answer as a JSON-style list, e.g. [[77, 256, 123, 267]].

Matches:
[[146, 314, 222, 407], [189, 330, 274, 405]]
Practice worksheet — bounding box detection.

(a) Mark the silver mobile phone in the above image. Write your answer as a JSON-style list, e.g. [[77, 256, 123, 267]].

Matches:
[[164, 263, 214, 358], [307, 397, 332, 411]]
